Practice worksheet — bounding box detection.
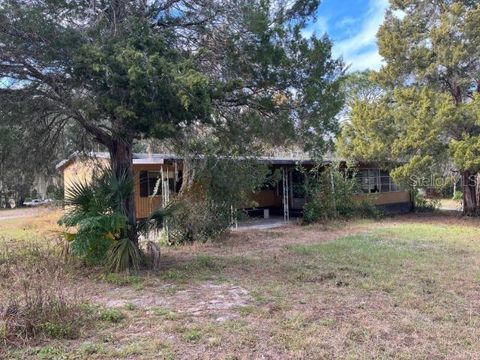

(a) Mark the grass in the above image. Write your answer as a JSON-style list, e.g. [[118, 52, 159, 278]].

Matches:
[[182, 329, 203, 342], [3, 209, 480, 358], [151, 307, 177, 320], [100, 308, 125, 323]]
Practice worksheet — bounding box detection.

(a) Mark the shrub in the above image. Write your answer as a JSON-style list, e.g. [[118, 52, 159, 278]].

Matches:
[[413, 190, 440, 212], [100, 308, 125, 323], [107, 238, 141, 273], [59, 169, 139, 271], [165, 197, 233, 244], [453, 191, 463, 201], [302, 165, 380, 224]]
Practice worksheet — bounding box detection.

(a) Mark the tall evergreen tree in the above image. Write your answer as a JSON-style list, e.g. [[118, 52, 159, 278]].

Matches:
[[339, 0, 480, 215]]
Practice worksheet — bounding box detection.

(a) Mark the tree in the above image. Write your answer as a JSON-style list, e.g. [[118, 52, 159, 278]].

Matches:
[[340, 86, 452, 182], [0, 0, 344, 244], [0, 106, 72, 206], [341, 70, 384, 110], [339, 1, 480, 215], [0, 122, 32, 206]]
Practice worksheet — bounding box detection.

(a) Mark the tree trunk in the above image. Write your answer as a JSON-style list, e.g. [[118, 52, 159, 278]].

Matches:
[[109, 139, 138, 246], [462, 170, 479, 216], [179, 157, 196, 195]]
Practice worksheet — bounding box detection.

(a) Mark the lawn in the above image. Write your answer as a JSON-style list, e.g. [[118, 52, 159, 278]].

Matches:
[[2, 210, 480, 359]]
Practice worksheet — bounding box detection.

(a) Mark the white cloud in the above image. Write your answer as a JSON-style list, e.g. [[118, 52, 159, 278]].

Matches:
[[333, 0, 388, 72], [347, 50, 384, 72], [335, 17, 358, 29], [302, 16, 329, 38]]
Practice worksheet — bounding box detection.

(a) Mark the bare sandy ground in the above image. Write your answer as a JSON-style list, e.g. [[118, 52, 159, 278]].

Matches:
[[0, 207, 47, 221]]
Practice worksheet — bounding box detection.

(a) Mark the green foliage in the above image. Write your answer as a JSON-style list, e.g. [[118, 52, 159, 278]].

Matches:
[[413, 190, 440, 213], [182, 329, 202, 342], [39, 321, 78, 340], [196, 157, 271, 210], [37, 346, 68, 360], [302, 165, 380, 224], [139, 202, 179, 235], [72, 15, 212, 141], [165, 197, 233, 244], [107, 238, 141, 273], [59, 169, 139, 270], [339, 1, 480, 214], [100, 308, 125, 323], [0, 0, 344, 232], [152, 307, 176, 320], [451, 133, 480, 174], [453, 191, 464, 201]]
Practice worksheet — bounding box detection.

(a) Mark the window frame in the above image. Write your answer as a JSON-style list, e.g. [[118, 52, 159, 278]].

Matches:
[[357, 168, 400, 194], [139, 171, 162, 198], [139, 170, 182, 198]]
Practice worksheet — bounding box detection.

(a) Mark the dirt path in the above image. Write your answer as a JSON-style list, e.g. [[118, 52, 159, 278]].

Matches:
[[0, 207, 45, 221]]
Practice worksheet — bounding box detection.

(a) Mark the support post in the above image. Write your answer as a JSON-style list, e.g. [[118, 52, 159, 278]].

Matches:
[[174, 162, 178, 193], [230, 205, 238, 229], [283, 166, 290, 223], [161, 166, 170, 241], [330, 170, 337, 218]]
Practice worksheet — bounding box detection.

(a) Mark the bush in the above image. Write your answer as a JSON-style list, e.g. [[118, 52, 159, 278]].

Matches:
[[100, 308, 125, 323], [413, 190, 440, 212], [302, 165, 380, 224], [165, 197, 233, 244], [59, 169, 139, 271], [453, 191, 463, 201]]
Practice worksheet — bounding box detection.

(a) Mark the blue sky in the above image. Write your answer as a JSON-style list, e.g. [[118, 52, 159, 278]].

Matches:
[[304, 0, 389, 72]]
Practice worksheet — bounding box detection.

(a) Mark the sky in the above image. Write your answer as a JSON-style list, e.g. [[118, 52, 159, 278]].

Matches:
[[304, 0, 389, 72]]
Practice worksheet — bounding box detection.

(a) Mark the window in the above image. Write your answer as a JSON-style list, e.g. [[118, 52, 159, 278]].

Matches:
[[140, 171, 161, 197], [139, 170, 183, 198], [358, 169, 399, 193]]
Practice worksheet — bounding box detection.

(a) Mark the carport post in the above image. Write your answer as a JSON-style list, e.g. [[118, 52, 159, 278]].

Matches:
[[282, 166, 290, 223]]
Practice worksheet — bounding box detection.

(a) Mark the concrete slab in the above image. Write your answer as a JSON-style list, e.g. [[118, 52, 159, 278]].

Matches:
[[232, 216, 298, 231]]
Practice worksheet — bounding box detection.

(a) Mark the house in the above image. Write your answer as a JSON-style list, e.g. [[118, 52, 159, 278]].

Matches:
[[56, 152, 412, 221]]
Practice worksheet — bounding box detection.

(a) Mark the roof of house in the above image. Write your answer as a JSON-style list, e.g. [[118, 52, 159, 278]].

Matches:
[[55, 151, 329, 171]]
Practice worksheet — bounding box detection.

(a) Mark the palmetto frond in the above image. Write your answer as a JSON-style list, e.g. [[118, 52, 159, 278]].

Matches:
[[139, 202, 180, 234], [97, 170, 134, 215], [59, 168, 133, 267], [64, 180, 96, 213], [107, 238, 141, 273]]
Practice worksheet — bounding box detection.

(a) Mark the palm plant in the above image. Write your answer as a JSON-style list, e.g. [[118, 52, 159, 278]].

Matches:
[[59, 169, 140, 270]]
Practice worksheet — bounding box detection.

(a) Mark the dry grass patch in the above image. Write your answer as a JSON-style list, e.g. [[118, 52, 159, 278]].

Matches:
[[0, 238, 95, 352]]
